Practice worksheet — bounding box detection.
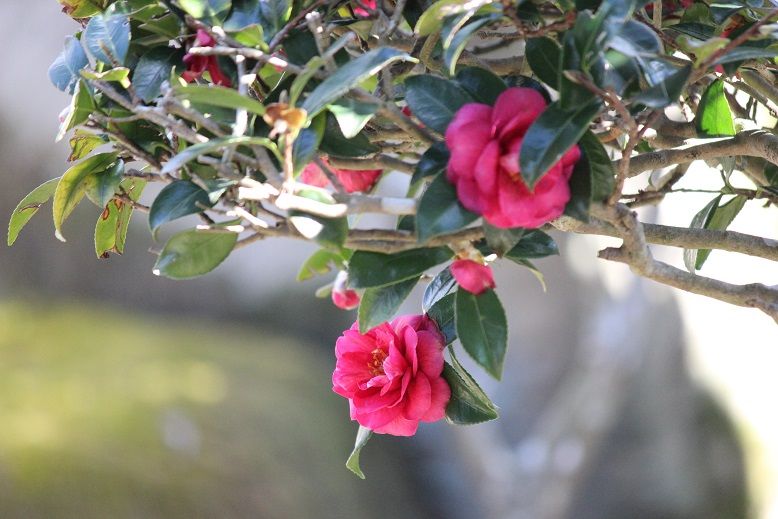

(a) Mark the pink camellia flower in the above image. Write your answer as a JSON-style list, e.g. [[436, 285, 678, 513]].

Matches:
[[445, 87, 581, 228], [300, 159, 382, 193], [182, 29, 232, 87], [332, 271, 360, 310], [353, 0, 376, 17], [450, 259, 496, 295], [332, 315, 451, 436]]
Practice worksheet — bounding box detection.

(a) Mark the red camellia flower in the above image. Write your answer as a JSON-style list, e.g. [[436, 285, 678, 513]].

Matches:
[[182, 29, 232, 87], [450, 259, 496, 295], [445, 87, 581, 229], [332, 315, 451, 436], [300, 159, 382, 193], [353, 0, 376, 17], [332, 271, 360, 310]]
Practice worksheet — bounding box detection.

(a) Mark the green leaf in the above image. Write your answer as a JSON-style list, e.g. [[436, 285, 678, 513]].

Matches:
[[83, 12, 131, 65], [174, 84, 267, 116], [319, 114, 378, 157], [442, 354, 499, 425], [7, 178, 61, 246], [427, 292, 457, 344], [454, 66, 507, 105], [696, 79, 736, 137], [257, 0, 291, 42], [506, 257, 547, 291], [455, 289, 508, 379], [328, 99, 378, 139], [134, 47, 182, 102], [632, 65, 691, 109], [53, 153, 118, 242], [95, 178, 146, 257], [519, 100, 601, 188], [345, 426, 372, 479], [564, 130, 615, 220], [416, 174, 479, 242], [85, 160, 124, 208], [404, 75, 473, 134], [504, 229, 558, 259], [296, 249, 346, 281], [713, 47, 778, 66], [349, 247, 454, 288], [161, 136, 278, 175], [178, 0, 232, 22], [423, 267, 456, 312], [302, 48, 412, 118], [80, 67, 131, 83], [57, 80, 96, 141], [526, 37, 562, 90], [149, 180, 213, 236], [358, 277, 419, 333], [414, 0, 493, 36], [411, 142, 450, 186], [684, 195, 747, 272], [48, 36, 89, 94], [153, 228, 238, 279], [483, 225, 524, 257], [68, 131, 107, 162], [443, 17, 493, 76]]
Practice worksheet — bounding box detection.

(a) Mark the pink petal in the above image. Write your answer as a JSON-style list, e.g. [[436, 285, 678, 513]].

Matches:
[[422, 376, 451, 422], [403, 374, 432, 421], [492, 88, 546, 141], [415, 330, 445, 377]]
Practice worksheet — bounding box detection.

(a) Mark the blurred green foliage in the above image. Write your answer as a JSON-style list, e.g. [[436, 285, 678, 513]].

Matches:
[[0, 301, 424, 519]]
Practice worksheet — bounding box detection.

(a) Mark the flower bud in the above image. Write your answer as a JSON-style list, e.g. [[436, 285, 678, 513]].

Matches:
[[450, 259, 496, 295]]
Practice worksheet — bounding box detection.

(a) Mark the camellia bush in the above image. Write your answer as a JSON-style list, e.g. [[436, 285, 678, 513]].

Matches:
[[8, 0, 778, 477]]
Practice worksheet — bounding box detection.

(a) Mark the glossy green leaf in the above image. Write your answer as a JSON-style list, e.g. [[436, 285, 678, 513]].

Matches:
[[178, 0, 232, 22], [358, 277, 419, 333], [519, 100, 601, 188], [483, 225, 524, 257], [632, 65, 691, 108], [53, 153, 118, 242], [416, 174, 479, 242], [319, 114, 378, 157], [443, 17, 493, 76], [302, 48, 411, 118], [48, 36, 89, 94], [414, 0, 493, 36], [684, 194, 747, 272], [94, 178, 146, 257], [526, 37, 562, 90], [7, 178, 61, 246], [153, 228, 238, 279], [57, 80, 96, 141], [696, 79, 736, 137], [504, 230, 558, 259], [423, 267, 456, 312], [427, 292, 457, 344], [454, 66, 507, 105], [713, 47, 778, 66], [349, 247, 453, 288], [328, 99, 378, 139], [296, 249, 346, 281], [455, 288, 507, 379], [411, 142, 450, 187], [134, 47, 182, 102], [83, 12, 131, 65], [565, 130, 615, 220], [161, 136, 278, 175], [345, 426, 372, 479], [443, 354, 499, 424], [174, 84, 267, 115], [404, 75, 473, 134], [85, 160, 124, 208], [149, 180, 213, 236]]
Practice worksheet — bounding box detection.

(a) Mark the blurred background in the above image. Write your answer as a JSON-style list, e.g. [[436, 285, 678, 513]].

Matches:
[[1, 3, 777, 518]]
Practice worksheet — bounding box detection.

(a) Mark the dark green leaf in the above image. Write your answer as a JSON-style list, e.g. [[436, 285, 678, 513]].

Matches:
[[684, 194, 747, 272], [526, 37, 562, 90], [713, 47, 778, 66], [427, 292, 457, 344], [83, 12, 131, 65], [319, 114, 378, 157], [174, 84, 266, 115], [455, 66, 507, 105], [455, 289, 507, 379], [442, 355, 499, 424], [302, 48, 411, 118], [328, 98, 378, 139], [48, 36, 89, 94], [519, 100, 601, 187], [153, 228, 238, 279], [416, 174, 479, 242], [133, 47, 182, 102], [443, 17, 493, 76], [7, 178, 61, 246], [349, 247, 454, 288], [345, 426, 372, 479], [696, 79, 736, 137], [358, 277, 419, 333], [411, 142, 450, 186], [632, 65, 691, 108], [161, 136, 278, 174], [564, 130, 614, 219], [423, 267, 456, 312], [288, 188, 349, 251], [85, 160, 124, 208], [483, 224, 524, 257], [504, 229, 558, 259], [404, 75, 473, 134], [149, 180, 213, 236]]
